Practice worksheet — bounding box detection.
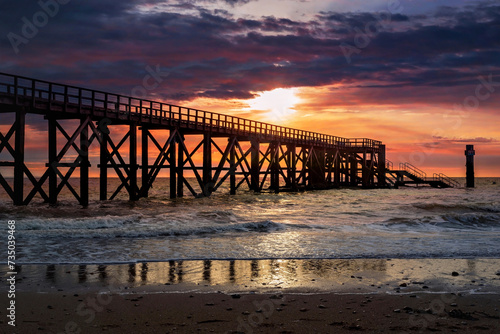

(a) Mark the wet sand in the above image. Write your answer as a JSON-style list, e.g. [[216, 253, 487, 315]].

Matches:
[[2, 258, 500, 333], [6, 291, 500, 333]]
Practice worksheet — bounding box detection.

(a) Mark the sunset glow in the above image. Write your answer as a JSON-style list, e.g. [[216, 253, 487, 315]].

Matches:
[[0, 0, 499, 177], [245, 88, 301, 124]]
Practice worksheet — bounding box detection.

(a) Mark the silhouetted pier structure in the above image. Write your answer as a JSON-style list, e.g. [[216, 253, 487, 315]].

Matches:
[[385, 161, 459, 188], [0, 72, 453, 206]]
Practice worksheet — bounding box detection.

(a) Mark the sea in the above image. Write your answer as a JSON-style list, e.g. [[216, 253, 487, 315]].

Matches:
[[1, 177, 499, 265]]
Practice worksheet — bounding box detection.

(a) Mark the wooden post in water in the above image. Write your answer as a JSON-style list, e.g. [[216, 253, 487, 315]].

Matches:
[[203, 133, 212, 196], [80, 118, 89, 206], [334, 150, 341, 187], [270, 142, 279, 193], [169, 131, 177, 199], [362, 151, 369, 188], [141, 127, 149, 198], [177, 133, 184, 198], [350, 154, 358, 186], [309, 147, 326, 188], [229, 138, 236, 195], [129, 124, 137, 201], [465, 145, 475, 188], [100, 123, 109, 201], [288, 145, 297, 190], [48, 117, 57, 204], [250, 139, 260, 192], [13, 110, 25, 205]]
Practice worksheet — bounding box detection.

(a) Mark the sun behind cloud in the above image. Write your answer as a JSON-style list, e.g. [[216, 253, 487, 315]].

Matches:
[[245, 88, 301, 124]]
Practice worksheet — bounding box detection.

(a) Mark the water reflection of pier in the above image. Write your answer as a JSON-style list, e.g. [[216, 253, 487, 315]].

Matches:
[[41, 259, 388, 287]]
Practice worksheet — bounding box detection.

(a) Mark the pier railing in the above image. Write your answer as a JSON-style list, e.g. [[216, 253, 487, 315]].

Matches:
[[433, 173, 460, 188], [0, 72, 382, 150], [385, 159, 394, 170], [399, 162, 427, 180]]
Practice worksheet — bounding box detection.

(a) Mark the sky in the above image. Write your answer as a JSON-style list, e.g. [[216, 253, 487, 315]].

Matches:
[[1, 0, 499, 177]]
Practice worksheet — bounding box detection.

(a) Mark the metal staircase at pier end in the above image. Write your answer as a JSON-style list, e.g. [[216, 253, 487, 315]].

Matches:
[[385, 161, 460, 188]]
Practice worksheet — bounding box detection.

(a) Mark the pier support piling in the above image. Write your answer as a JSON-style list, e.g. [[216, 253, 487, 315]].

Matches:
[[203, 133, 212, 196], [169, 132, 177, 199], [230, 137, 236, 195], [13, 110, 25, 205], [100, 123, 108, 201], [350, 154, 358, 187], [288, 145, 297, 190], [309, 147, 326, 188], [129, 124, 138, 201], [141, 127, 149, 198], [334, 150, 341, 187], [177, 133, 184, 198], [270, 142, 279, 193], [80, 118, 89, 206], [48, 117, 57, 204], [250, 139, 260, 192]]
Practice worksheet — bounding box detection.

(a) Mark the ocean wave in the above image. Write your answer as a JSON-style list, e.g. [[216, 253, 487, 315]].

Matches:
[[15, 215, 141, 231], [379, 213, 500, 231], [16, 220, 287, 239], [154, 210, 241, 225], [412, 203, 500, 213], [153, 220, 287, 237], [441, 213, 500, 228]]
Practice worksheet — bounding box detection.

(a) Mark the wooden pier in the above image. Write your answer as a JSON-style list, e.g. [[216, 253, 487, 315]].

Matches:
[[0, 72, 399, 206]]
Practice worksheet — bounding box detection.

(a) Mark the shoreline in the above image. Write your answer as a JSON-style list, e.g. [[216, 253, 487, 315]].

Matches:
[[6, 258, 500, 294], [2, 258, 500, 333], [9, 253, 500, 264]]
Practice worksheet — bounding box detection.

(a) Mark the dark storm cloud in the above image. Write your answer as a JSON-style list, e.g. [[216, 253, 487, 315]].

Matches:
[[0, 0, 499, 102], [319, 11, 409, 26], [222, 0, 254, 6], [175, 0, 257, 8]]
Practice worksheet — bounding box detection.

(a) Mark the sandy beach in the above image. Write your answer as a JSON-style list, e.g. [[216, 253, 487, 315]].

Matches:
[[7, 290, 500, 333], [2, 258, 500, 333]]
